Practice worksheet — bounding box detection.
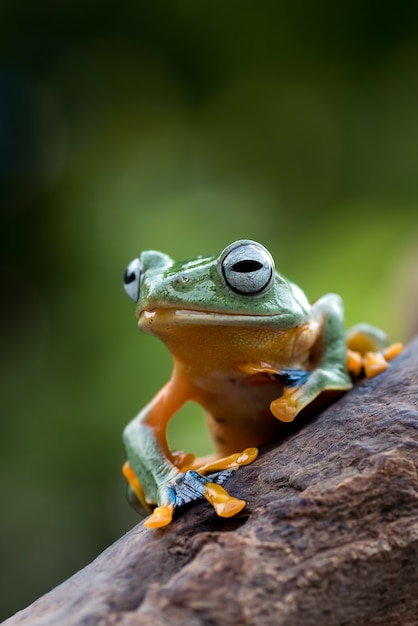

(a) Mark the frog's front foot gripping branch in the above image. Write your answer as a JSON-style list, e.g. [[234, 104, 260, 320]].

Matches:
[[269, 331, 403, 424], [123, 447, 258, 529]]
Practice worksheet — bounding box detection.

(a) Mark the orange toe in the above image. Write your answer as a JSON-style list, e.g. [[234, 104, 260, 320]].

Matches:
[[383, 342, 403, 362], [270, 397, 298, 422], [204, 483, 246, 518], [363, 352, 389, 378], [144, 504, 174, 529], [347, 349, 363, 377]]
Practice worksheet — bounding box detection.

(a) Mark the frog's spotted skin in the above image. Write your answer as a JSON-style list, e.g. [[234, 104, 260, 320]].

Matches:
[[122, 240, 402, 528]]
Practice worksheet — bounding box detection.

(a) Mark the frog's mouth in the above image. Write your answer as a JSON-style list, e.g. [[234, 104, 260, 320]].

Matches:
[[138, 307, 293, 329]]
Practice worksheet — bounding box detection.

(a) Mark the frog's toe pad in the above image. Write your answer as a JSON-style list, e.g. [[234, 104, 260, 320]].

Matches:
[[204, 482, 246, 518], [270, 396, 298, 423], [144, 504, 174, 529], [383, 342, 403, 362], [363, 351, 389, 377]]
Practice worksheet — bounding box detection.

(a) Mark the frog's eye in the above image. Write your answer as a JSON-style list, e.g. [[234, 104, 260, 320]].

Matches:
[[123, 258, 141, 302], [221, 241, 275, 295]]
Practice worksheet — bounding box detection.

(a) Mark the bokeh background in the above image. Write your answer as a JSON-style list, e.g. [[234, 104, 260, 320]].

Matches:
[[2, 0, 418, 619]]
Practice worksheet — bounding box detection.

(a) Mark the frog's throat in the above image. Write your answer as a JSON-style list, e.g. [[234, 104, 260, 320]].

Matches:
[[138, 308, 297, 329]]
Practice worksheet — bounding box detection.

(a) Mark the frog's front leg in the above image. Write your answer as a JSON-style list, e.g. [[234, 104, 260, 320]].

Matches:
[[271, 294, 352, 422]]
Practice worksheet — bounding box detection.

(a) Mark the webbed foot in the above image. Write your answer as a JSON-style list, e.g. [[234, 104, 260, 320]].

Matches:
[[346, 323, 402, 378], [123, 448, 258, 529], [269, 366, 352, 423], [347, 343, 403, 378], [147, 467, 245, 528]]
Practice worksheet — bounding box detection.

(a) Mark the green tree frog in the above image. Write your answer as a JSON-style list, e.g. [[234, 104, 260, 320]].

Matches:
[[122, 240, 402, 529]]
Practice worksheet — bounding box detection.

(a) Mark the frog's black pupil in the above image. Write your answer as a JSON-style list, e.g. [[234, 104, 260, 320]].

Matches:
[[232, 260, 263, 273], [124, 269, 136, 284]]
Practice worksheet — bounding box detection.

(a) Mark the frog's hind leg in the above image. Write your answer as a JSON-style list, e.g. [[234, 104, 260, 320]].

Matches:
[[346, 323, 403, 378]]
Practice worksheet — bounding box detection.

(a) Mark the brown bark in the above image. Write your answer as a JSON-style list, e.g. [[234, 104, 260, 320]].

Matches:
[[5, 338, 418, 626]]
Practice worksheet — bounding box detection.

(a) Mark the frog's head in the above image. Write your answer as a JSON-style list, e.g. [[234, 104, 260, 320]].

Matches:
[[123, 240, 310, 332]]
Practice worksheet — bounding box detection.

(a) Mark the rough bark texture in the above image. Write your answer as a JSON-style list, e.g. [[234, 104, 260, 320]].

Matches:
[[5, 338, 418, 626]]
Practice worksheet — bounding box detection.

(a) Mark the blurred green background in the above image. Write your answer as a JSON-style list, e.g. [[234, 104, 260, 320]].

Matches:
[[2, 0, 418, 619]]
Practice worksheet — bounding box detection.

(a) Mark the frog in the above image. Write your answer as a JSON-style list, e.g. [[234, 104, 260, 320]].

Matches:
[[122, 240, 402, 529]]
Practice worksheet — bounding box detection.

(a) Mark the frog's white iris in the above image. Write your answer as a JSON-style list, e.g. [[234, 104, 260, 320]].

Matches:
[[123, 258, 141, 301], [221, 242, 275, 295]]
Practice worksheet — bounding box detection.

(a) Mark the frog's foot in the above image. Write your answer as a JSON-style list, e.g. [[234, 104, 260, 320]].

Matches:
[[170, 447, 258, 475], [144, 480, 247, 526], [194, 448, 257, 517], [269, 366, 353, 423], [346, 323, 403, 379], [270, 387, 300, 423], [150, 451, 257, 528], [155, 469, 247, 524], [204, 482, 246, 518], [347, 342, 403, 379], [124, 449, 257, 529]]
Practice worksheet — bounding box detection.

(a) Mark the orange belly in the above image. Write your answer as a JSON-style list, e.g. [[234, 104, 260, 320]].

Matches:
[[164, 322, 321, 455]]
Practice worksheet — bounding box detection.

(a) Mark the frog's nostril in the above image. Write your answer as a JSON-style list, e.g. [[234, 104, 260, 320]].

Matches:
[[174, 274, 191, 289]]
